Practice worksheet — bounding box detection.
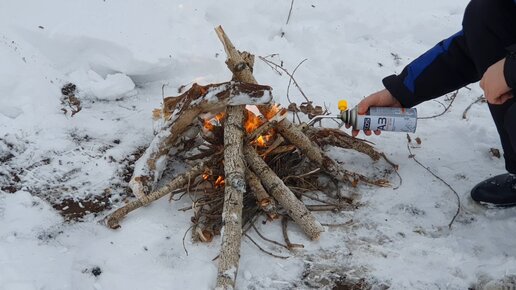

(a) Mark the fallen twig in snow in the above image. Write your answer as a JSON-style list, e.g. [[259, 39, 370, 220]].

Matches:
[[286, 0, 295, 25], [418, 90, 458, 120], [462, 95, 486, 119], [406, 134, 461, 229]]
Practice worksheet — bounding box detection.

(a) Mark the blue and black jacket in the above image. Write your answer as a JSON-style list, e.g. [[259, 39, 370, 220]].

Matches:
[[382, 0, 516, 107]]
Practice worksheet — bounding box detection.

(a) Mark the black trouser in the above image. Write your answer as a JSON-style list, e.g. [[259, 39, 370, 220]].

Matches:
[[463, 0, 516, 173]]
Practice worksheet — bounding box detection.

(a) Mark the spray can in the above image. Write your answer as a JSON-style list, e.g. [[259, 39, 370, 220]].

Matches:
[[338, 100, 417, 133]]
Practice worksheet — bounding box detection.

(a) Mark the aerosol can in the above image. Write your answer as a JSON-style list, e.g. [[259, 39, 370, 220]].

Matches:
[[338, 100, 417, 133], [307, 100, 417, 133]]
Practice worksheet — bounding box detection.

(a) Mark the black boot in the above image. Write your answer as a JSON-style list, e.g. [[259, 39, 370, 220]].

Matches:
[[471, 173, 516, 207]]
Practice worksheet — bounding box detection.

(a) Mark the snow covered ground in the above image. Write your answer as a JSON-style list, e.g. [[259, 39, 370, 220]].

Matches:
[[1, 0, 516, 289]]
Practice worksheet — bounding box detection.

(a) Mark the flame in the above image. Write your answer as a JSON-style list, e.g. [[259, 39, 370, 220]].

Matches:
[[215, 176, 225, 188], [214, 112, 225, 122], [263, 104, 281, 120], [256, 135, 266, 147], [244, 110, 264, 133], [203, 119, 215, 131], [202, 112, 225, 132]]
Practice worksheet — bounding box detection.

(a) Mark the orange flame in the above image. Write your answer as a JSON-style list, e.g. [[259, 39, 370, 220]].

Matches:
[[203, 112, 226, 132], [215, 176, 225, 188], [256, 135, 266, 147], [263, 104, 281, 120], [203, 120, 215, 131], [214, 112, 225, 122], [244, 110, 264, 133]]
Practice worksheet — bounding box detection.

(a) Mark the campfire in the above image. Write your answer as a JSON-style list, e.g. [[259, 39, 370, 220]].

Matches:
[[105, 26, 392, 289]]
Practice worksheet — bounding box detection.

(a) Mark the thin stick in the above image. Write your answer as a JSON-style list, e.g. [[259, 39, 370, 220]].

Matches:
[[286, 59, 308, 123], [244, 233, 290, 259], [295, 190, 338, 206], [284, 168, 321, 182], [287, 59, 309, 102], [321, 220, 354, 227], [281, 215, 304, 250], [306, 205, 341, 212], [286, 0, 295, 25], [380, 152, 402, 190], [406, 135, 460, 229], [182, 225, 194, 256], [462, 95, 486, 119], [418, 90, 458, 119], [106, 162, 205, 229], [251, 224, 289, 249], [259, 56, 310, 103]]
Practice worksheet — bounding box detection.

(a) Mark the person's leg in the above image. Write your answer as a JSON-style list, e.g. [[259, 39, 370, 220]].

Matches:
[[463, 0, 516, 173], [463, 0, 516, 205]]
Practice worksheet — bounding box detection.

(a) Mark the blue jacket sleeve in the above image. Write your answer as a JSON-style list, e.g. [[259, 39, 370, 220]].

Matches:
[[382, 31, 479, 107]]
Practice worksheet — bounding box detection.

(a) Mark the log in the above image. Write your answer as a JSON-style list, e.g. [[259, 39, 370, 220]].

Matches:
[[130, 82, 273, 198], [245, 169, 278, 219], [106, 161, 206, 229], [216, 105, 247, 289], [244, 144, 324, 240]]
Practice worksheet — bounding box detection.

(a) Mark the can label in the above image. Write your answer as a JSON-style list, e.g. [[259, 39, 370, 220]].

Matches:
[[355, 107, 417, 133]]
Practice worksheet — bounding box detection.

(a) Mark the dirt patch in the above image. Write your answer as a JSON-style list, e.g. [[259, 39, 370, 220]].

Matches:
[[50, 146, 146, 221], [52, 191, 113, 221]]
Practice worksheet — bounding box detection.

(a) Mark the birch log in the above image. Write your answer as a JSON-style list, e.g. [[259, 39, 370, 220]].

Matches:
[[244, 144, 324, 240], [245, 169, 278, 219], [107, 161, 206, 229], [216, 105, 246, 289]]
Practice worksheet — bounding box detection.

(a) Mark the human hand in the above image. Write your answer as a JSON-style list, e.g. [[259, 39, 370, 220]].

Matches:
[[480, 58, 513, 105], [348, 89, 401, 137]]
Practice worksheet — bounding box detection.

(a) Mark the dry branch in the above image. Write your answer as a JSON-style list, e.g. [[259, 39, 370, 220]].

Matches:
[[107, 162, 206, 229], [246, 169, 278, 219], [216, 105, 247, 289], [244, 144, 324, 240]]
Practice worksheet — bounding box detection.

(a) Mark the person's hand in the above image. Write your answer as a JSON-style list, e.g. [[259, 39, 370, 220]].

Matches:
[[348, 89, 401, 137], [480, 58, 513, 105]]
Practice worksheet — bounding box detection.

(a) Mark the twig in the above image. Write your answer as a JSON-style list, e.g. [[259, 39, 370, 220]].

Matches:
[[281, 215, 305, 250], [286, 0, 295, 25], [306, 205, 341, 212], [284, 168, 321, 182], [244, 233, 290, 259], [293, 190, 338, 206], [380, 152, 402, 190], [182, 225, 194, 256], [258, 56, 310, 103], [418, 90, 458, 119], [251, 224, 289, 249], [320, 219, 354, 227], [462, 95, 486, 119], [286, 59, 308, 124], [406, 135, 460, 229]]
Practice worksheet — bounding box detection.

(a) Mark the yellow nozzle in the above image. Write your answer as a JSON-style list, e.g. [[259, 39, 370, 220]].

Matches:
[[338, 100, 348, 111]]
